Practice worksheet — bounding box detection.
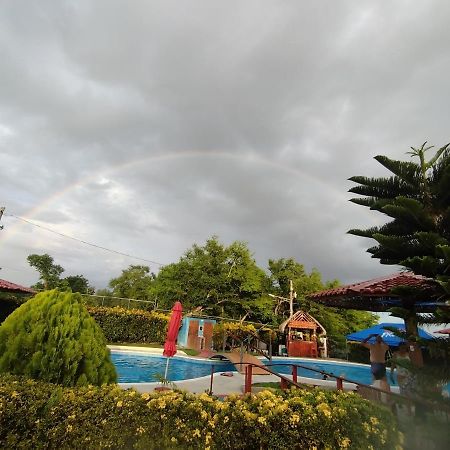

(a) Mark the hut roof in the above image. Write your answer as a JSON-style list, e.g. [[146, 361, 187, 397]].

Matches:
[[279, 310, 327, 335], [307, 272, 440, 312], [0, 278, 35, 294]]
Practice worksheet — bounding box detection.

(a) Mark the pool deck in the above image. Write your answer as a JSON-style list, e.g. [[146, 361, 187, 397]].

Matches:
[[111, 345, 373, 395]]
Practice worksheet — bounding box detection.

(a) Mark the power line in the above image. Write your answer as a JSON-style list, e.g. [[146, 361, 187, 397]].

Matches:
[[6, 214, 165, 267]]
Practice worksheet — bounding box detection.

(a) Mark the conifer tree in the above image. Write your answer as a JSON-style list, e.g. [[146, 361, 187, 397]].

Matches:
[[0, 290, 117, 386], [348, 142, 450, 285], [348, 143, 450, 393]]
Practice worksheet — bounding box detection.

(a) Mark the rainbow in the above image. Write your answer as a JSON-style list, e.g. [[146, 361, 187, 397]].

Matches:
[[3, 150, 343, 244]]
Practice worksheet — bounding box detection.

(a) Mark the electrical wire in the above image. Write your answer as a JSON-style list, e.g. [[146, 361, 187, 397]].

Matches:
[[6, 214, 165, 267]]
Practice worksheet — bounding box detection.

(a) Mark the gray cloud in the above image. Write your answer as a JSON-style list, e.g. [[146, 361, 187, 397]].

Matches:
[[1, 0, 448, 292]]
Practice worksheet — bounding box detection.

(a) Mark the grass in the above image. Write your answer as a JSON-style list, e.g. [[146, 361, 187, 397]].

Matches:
[[109, 342, 163, 348], [252, 382, 281, 388], [108, 343, 200, 356]]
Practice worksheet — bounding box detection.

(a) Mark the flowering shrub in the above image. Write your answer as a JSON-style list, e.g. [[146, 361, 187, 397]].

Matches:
[[213, 322, 257, 349], [86, 306, 169, 343], [0, 375, 402, 449]]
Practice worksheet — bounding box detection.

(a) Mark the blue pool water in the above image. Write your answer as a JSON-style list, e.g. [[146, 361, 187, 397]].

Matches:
[[267, 358, 379, 386], [112, 351, 383, 385], [112, 352, 235, 382]]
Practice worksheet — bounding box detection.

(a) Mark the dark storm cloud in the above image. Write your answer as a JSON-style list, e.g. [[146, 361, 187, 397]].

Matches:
[[1, 1, 449, 289]]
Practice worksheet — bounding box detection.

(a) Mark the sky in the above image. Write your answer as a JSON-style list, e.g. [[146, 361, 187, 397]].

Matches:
[[1, 0, 450, 321]]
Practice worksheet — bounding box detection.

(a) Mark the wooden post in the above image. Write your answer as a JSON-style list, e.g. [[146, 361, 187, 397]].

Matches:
[[209, 365, 214, 394], [280, 378, 289, 390], [244, 365, 253, 394], [336, 377, 343, 391], [292, 365, 298, 384]]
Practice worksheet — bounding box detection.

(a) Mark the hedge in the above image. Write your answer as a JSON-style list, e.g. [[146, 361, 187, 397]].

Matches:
[[86, 306, 169, 344], [0, 375, 403, 449]]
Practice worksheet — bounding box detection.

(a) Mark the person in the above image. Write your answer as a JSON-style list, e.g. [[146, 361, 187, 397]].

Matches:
[[391, 342, 414, 397], [361, 333, 390, 391]]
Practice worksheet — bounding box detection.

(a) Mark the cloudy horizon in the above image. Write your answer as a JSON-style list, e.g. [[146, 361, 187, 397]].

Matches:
[[1, 0, 449, 310]]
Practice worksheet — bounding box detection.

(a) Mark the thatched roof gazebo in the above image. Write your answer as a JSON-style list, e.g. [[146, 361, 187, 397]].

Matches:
[[279, 310, 327, 358]]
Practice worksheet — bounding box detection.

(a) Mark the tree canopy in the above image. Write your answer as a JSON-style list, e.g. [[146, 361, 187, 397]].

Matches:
[[27, 253, 94, 294], [150, 237, 267, 320]]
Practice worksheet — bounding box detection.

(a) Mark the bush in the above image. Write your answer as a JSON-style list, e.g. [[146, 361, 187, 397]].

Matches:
[[213, 322, 257, 350], [0, 293, 31, 324], [86, 306, 169, 344], [0, 375, 403, 449], [0, 290, 116, 386]]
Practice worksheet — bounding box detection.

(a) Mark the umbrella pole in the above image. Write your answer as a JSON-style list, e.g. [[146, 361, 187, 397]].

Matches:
[[164, 357, 170, 379]]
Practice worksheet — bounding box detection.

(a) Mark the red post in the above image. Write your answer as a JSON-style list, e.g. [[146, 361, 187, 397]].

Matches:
[[336, 377, 343, 391], [280, 378, 289, 390], [209, 365, 214, 394], [244, 365, 253, 394], [292, 365, 298, 384]]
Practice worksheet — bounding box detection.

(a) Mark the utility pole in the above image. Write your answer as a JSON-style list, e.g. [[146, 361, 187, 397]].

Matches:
[[289, 279, 295, 317], [0, 207, 5, 230], [269, 279, 297, 318]]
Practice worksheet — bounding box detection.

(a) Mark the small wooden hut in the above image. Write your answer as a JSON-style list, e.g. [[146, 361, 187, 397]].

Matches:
[[279, 310, 327, 358]]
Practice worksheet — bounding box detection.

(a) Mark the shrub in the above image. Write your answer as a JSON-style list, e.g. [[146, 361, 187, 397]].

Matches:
[[86, 306, 169, 343], [0, 290, 116, 386], [0, 375, 403, 449], [213, 322, 257, 350]]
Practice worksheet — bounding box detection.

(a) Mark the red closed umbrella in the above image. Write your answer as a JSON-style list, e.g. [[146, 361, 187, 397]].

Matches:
[[163, 301, 183, 378]]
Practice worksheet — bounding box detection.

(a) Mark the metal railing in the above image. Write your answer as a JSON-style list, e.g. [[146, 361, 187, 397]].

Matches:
[[208, 361, 450, 418]]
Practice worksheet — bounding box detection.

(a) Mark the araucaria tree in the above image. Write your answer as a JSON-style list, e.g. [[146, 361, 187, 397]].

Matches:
[[348, 142, 450, 290], [0, 290, 117, 386], [348, 143, 450, 378]]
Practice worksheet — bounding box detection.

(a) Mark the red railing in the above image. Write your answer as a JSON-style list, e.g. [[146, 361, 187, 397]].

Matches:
[[208, 361, 450, 417]]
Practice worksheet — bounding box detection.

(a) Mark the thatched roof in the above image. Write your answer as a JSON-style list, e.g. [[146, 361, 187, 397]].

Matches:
[[279, 310, 327, 335]]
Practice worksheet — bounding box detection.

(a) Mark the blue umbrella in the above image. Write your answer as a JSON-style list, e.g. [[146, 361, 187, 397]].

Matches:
[[346, 323, 434, 347]]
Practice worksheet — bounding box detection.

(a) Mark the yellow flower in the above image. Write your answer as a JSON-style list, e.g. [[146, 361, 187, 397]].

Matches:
[[171, 437, 177, 443], [141, 392, 150, 400], [116, 400, 123, 408], [290, 413, 300, 424], [66, 424, 73, 432], [208, 420, 215, 428], [339, 437, 351, 448], [136, 426, 145, 434], [369, 416, 379, 426], [223, 416, 229, 424], [201, 410, 208, 420], [193, 429, 201, 438], [257, 416, 267, 425], [316, 402, 332, 418]]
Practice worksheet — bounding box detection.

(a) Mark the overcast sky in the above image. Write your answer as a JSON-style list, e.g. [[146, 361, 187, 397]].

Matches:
[[1, 0, 449, 308]]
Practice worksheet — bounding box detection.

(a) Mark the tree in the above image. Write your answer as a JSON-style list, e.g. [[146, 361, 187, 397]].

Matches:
[[27, 253, 64, 289], [0, 290, 117, 386], [348, 142, 450, 284], [151, 237, 267, 320], [61, 275, 94, 294], [268, 258, 375, 356], [348, 143, 450, 392], [109, 265, 155, 301]]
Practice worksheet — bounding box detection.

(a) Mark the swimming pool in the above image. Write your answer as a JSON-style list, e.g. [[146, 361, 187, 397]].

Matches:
[[111, 350, 387, 385], [112, 351, 235, 382]]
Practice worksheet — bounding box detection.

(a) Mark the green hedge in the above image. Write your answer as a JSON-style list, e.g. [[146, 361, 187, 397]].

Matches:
[[0, 375, 403, 449], [86, 306, 169, 344]]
